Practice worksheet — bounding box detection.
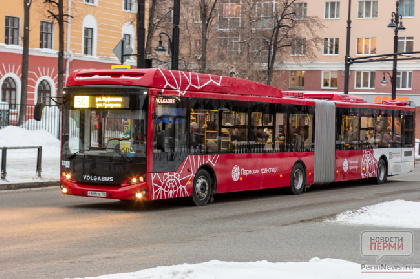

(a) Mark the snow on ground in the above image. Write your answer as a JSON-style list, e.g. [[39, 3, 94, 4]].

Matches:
[[0, 126, 60, 184], [79, 200, 420, 279], [330, 199, 420, 228], [79, 258, 418, 279]]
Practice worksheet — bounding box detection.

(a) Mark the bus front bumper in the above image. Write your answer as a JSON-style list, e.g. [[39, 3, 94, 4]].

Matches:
[[60, 178, 149, 201]]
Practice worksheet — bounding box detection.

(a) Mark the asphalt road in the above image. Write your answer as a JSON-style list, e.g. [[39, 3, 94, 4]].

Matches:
[[1, 168, 419, 279]]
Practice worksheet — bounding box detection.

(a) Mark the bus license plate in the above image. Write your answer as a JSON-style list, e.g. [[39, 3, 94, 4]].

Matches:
[[87, 191, 107, 198]]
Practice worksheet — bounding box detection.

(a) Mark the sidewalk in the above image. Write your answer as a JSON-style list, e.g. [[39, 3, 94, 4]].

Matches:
[[0, 156, 60, 190]]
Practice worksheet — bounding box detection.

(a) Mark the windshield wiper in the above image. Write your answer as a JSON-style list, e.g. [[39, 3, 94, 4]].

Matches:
[[104, 148, 133, 163], [69, 149, 85, 160]]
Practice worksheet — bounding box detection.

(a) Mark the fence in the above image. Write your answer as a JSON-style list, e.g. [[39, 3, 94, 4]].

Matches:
[[0, 103, 61, 139]]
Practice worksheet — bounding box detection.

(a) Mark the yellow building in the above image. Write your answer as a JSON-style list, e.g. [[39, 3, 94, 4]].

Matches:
[[0, 0, 144, 106]]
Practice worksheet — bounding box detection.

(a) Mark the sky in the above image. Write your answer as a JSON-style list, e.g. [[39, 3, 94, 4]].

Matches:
[[0, 127, 419, 278]]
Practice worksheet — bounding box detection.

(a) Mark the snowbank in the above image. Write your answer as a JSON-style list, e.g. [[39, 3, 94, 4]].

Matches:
[[80, 258, 418, 279], [330, 200, 420, 228], [0, 126, 60, 184], [0, 126, 60, 157]]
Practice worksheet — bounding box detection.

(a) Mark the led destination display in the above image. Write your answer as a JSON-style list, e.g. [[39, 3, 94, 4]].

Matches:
[[74, 96, 129, 109]]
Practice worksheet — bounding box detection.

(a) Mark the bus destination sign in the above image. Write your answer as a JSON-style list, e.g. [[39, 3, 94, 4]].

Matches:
[[74, 96, 129, 109]]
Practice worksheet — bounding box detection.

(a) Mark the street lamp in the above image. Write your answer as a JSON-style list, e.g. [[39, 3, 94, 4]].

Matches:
[[380, 72, 392, 86], [155, 32, 172, 55], [387, 0, 406, 100]]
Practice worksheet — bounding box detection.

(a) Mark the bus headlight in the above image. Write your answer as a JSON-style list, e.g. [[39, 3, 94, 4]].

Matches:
[[135, 189, 147, 199], [62, 171, 74, 181]]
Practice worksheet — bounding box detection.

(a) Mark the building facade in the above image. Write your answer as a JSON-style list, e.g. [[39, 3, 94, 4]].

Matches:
[[0, 0, 139, 110], [272, 1, 420, 117]]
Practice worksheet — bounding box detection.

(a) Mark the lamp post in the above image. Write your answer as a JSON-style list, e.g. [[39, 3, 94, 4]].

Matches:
[[344, 0, 352, 94], [155, 0, 180, 70], [387, 0, 406, 100]]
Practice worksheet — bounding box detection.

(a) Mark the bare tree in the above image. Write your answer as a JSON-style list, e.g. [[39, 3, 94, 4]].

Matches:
[[19, 0, 32, 125], [199, 0, 218, 73], [42, 0, 71, 99]]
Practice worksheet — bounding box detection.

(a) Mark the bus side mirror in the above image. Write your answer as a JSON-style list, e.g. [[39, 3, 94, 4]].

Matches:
[[34, 103, 45, 121]]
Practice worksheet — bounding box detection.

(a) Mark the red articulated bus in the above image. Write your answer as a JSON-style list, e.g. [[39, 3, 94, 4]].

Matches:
[[57, 68, 415, 205]]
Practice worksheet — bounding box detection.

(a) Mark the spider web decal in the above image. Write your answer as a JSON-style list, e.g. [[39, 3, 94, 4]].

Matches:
[[151, 154, 220, 200], [361, 149, 378, 178], [158, 69, 223, 96]]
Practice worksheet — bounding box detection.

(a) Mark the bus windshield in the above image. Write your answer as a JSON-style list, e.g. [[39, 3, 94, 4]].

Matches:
[[62, 87, 148, 162]]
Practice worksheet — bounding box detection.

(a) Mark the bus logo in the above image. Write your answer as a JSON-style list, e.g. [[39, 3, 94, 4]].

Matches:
[[343, 159, 348, 172], [232, 165, 240, 181]]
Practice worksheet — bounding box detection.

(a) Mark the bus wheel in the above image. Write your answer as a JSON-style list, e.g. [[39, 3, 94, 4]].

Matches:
[[290, 163, 305, 195], [192, 169, 212, 206], [374, 158, 387, 184]]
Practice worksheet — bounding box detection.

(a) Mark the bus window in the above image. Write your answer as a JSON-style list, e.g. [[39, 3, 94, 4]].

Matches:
[[340, 113, 359, 150], [393, 112, 402, 147], [153, 97, 188, 172], [275, 113, 287, 152], [190, 98, 219, 154], [376, 112, 392, 148], [220, 101, 249, 153], [360, 112, 375, 149], [289, 113, 312, 152], [403, 113, 414, 147], [249, 103, 273, 152]]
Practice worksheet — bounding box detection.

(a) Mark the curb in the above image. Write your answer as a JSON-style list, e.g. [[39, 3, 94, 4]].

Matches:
[[0, 181, 59, 191]]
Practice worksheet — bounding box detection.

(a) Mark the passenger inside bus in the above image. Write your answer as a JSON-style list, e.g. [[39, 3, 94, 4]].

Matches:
[[190, 121, 205, 150], [256, 128, 269, 143]]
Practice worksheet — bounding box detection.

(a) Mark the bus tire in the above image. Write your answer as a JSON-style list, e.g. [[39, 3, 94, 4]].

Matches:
[[192, 169, 212, 206], [374, 158, 387, 184], [290, 163, 305, 195]]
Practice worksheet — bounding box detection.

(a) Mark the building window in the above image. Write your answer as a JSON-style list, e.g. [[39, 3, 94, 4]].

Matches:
[[358, 0, 378, 18], [396, 71, 412, 89], [291, 38, 306, 56], [290, 70, 305, 88], [194, 6, 202, 23], [293, 2, 307, 20], [323, 38, 339, 55], [40, 21, 53, 49], [255, 1, 275, 28], [124, 0, 134, 12], [38, 80, 51, 105], [5, 16, 20, 45], [1, 77, 17, 109], [357, 37, 376, 55], [399, 0, 415, 17], [223, 3, 241, 18], [398, 36, 414, 53], [325, 1, 340, 19], [84, 27, 93, 55], [355, 71, 375, 89], [84, 0, 94, 4], [322, 71, 338, 89]]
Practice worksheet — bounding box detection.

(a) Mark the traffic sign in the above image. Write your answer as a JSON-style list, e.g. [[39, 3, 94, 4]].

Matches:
[[113, 38, 134, 64]]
